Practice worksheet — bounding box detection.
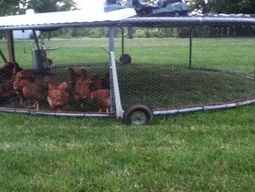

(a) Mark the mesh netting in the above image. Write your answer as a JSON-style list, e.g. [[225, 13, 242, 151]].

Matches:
[[0, 31, 110, 113], [116, 26, 255, 111], [0, 25, 254, 114]]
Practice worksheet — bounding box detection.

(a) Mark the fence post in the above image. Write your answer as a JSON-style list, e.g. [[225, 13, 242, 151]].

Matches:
[[189, 27, 193, 69], [6, 30, 15, 63], [121, 27, 125, 57]]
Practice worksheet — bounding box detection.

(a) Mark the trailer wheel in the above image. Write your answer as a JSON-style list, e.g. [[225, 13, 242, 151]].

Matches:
[[124, 105, 153, 125], [120, 54, 132, 65]]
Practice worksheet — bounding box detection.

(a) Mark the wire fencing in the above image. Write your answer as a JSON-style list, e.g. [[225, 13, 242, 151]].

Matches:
[[116, 26, 255, 111]]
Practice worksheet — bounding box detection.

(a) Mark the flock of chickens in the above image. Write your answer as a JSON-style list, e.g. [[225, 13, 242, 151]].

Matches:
[[0, 62, 111, 113]]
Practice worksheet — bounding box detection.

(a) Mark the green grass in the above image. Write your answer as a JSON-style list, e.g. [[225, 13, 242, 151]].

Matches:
[[0, 37, 255, 191], [1, 37, 255, 72], [0, 107, 255, 191]]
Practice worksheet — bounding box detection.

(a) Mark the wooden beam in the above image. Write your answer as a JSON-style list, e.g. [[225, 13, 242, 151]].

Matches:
[[6, 30, 15, 63]]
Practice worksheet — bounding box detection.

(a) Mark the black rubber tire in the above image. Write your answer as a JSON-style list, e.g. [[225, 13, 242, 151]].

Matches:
[[119, 54, 132, 65], [124, 105, 153, 125]]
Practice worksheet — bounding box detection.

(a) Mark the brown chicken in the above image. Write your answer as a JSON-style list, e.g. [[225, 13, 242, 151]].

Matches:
[[91, 73, 110, 91], [47, 81, 70, 111], [17, 79, 46, 110], [13, 70, 52, 109], [13, 70, 35, 92], [90, 89, 111, 113], [74, 77, 92, 101], [0, 79, 16, 98], [0, 62, 22, 98], [69, 68, 92, 102], [0, 62, 22, 82], [91, 75, 105, 90]]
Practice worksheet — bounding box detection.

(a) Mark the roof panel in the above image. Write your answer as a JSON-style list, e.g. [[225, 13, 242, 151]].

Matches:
[[0, 8, 136, 30], [0, 9, 255, 31]]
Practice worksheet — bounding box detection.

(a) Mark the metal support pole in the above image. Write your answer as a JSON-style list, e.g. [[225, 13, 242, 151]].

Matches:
[[109, 28, 115, 53], [32, 30, 46, 71], [33, 30, 40, 50], [121, 27, 125, 57], [6, 30, 15, 63], [108, 28, 115, 114], [189, 27, 193, 69], [108, 27, 124, 119], [0, 50, 8, 64]]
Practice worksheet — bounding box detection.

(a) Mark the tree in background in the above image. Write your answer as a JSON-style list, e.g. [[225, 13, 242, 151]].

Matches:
[[209, 0, 255, 14], [190, 0, 255, 14], [0, 0, 76, 16], [22, 0, 76, 13], [0, 0, 20, 16]]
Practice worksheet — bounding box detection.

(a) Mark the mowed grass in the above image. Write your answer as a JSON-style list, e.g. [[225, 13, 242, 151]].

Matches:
[[1, 37, 255, 72], [0, 107, 255, 192], [0, 37, 255, 191]]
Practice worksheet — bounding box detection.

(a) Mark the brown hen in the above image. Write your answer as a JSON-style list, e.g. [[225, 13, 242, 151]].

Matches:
[[47, 81, 70, 111], [90, 89, 111, 113]]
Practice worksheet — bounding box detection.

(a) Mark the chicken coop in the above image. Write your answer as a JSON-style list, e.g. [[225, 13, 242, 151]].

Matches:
[[0, 9, 255, 125]]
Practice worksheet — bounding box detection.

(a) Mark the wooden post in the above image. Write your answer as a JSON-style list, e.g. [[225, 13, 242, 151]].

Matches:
[[6, 30, 15, 63]]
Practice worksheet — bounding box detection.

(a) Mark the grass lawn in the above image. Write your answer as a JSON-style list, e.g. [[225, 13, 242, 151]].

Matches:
[[0, 37, 255, 191], [1, 37, 255, 72], [0, 107, 255, 192]]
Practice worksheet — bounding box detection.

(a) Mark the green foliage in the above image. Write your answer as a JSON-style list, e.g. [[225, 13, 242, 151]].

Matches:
[[0, 0, 75, 16], [190, 0, 255, 14], [26, 0, 76, 13], [0, 0, 20, 16], [208, 0, 255, 14]]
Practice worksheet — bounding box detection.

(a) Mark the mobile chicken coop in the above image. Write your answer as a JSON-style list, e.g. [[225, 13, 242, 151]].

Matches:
[[0, 8, 255, 125]]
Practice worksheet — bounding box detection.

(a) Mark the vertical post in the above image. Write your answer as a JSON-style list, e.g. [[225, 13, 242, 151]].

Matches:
[[127, 27, 133, 39], [109, 27, 115, 53], [6, 30, 15, 63], [0, 50, 8, 64], [32, 30, 44, 71], [108, 27, 124, 119], [33, 30, 40, 50], [121, 27, 125, 57], [189, 27, 193, 69], [108, 27, 114, 113]]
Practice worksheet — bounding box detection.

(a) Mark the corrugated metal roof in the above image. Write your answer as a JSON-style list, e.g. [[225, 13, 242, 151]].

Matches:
[[0, 8, 136, 31], [0, 8, 255, 31]]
